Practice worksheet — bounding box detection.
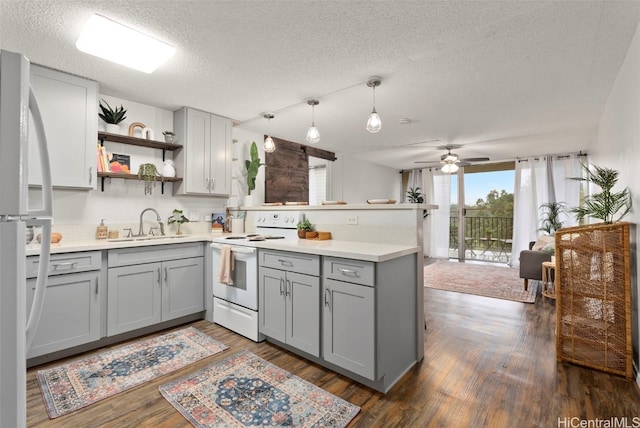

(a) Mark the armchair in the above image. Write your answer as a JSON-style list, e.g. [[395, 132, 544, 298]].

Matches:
[[519, 241, 552, 291]]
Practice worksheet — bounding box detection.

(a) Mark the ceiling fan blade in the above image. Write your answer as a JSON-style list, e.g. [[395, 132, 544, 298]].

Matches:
[[414, 160, 441, 165], [460, 157, 490, 162]]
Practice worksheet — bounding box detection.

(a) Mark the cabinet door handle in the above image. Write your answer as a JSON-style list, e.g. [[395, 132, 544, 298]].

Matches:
[[51, 261, 77, 271], [285, 279, 291, 297], [211, 178, 215, 190], [89, 167, 93, 185], [157, 267, 161, 285], [95, 278, 98, 295], [205, 177, 210, 189], [338, 268, 358, 276], [279, 278, 285, 296], [324, 288, 331, 309], [164, 266, 168, 282]]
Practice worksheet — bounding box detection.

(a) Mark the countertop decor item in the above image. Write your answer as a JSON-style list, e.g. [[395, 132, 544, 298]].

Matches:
[[296, 218, 314, 238], [168, 209, 190, 235], [367, 199, 396, 204], [128, 122, 146, 137], [137, 163, 159, 195]]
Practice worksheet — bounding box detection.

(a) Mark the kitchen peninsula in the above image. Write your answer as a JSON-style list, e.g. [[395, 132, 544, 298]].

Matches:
[[25, 203, 432, 393]]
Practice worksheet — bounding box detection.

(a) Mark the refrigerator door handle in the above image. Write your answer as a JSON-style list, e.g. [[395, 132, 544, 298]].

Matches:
[[25, 218, 51, 351], [26, 87, 53, 218]]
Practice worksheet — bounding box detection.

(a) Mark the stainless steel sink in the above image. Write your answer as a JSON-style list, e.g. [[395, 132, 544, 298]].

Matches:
[[107, 235, 186, 243]]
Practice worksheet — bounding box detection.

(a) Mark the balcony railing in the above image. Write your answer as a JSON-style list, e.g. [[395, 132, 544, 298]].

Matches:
[[449, 209, 513, 262]]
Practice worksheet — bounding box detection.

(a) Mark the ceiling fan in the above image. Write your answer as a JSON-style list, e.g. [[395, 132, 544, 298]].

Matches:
[[414, 145, 490, 172]]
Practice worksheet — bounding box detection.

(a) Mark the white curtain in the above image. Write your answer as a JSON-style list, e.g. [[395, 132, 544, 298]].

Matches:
[[510, 154, 584, 266], [406, 170, 422, 202], [511, 157, 548, 266], [549, 154, 583, 228], [423, 168, 451, 258]]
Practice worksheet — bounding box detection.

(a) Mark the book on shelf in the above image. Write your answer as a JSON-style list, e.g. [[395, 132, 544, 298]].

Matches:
[[108, 153, 131, 173]]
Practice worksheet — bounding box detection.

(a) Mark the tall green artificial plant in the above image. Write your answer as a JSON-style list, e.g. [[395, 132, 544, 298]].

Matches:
[[245, 141, 264, 196], [569, 164, 632, 224]]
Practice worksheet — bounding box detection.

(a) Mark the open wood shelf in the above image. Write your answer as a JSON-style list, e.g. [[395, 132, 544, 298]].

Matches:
[[98, 131, 183, 151], [97, 172, 182, 194]]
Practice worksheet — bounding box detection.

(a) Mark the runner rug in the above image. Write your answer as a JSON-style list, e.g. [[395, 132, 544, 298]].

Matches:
[[38, 327, 228, 418], [424, 260, 538, 303], [160, 350, 361, 427]]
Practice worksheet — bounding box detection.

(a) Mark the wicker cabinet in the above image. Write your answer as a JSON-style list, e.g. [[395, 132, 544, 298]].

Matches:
[[555, 222, 632, 379]]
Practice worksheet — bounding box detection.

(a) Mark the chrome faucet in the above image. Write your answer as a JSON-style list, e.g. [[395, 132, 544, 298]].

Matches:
[[137, 208, 165, 236]]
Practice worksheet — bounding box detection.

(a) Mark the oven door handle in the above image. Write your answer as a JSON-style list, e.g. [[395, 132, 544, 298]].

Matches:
[[210, 243, 257, 254]]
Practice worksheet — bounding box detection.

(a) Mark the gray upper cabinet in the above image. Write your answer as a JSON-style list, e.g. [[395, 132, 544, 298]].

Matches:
[[29, 65, 98, 189], [173, 107, 232, 196]]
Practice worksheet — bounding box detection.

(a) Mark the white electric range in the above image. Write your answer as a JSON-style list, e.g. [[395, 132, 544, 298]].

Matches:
[[210, 211, 303, 341]]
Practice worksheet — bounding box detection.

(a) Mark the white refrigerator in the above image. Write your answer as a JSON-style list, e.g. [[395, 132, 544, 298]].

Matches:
[[0, 50, 53, 427]]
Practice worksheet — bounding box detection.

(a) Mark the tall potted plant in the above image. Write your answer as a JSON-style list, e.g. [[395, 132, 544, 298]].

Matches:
[[538, 201, 566, 235], [244, 141, 264, 206], [98, 99, 127, 134], [555, 163, 633, 378]]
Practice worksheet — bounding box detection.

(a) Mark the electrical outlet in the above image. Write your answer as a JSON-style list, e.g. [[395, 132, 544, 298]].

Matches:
[[204, 214, 211, 222], [189, 212, 200, 222], [346, 215, 358, 225]]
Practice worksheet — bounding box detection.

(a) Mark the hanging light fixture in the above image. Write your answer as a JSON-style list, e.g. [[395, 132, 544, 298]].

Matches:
[[263, 113, 276, 153], [306, 99, 320, 144], [366, 76, 382, 133]]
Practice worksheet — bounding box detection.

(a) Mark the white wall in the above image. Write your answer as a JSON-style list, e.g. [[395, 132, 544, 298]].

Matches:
[[591, 19, 640, 380], [331, 154, 401, 203]]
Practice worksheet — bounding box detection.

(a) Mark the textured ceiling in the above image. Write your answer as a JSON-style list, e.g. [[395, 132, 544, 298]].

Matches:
[[2, 1, 640, 170]]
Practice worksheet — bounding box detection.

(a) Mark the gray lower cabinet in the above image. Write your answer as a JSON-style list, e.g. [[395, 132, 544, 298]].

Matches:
[[26, 251, 102, 359], [107, 243, 204, 336], [323, 277, 375, 379], [259, 250, 320, 357]]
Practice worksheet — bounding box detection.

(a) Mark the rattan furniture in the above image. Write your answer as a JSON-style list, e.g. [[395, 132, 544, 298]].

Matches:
[[541, 261, 556, 299], [555, 222, 632, 379]]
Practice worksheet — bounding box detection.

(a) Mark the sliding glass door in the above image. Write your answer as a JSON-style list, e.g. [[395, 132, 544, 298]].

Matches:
[[450, 162, 515, 263]]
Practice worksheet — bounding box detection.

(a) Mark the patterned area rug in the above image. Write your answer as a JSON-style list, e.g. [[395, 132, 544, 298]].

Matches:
[[38, 327, 228, 418], [160, 350, 360, 427], [424, 260, 538, 303]]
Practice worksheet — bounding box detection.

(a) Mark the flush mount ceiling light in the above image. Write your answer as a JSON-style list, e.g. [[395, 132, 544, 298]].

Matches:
[[263, 113, 276, 153], [366, 76, 382, 133], [305, 99, 320, 144], [76, 14, 175, 73]]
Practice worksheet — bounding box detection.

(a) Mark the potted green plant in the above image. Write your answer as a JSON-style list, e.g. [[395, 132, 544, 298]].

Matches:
[[244, 141, 264, 206], [296, 218, 314, 239], [485, 226, 495, 239], [137, 163, 159, 195], [162, 131, 175, 144], [538, 201, 566, 235], [569, 164, 632, 224], [406, 187, 424, 203], [167, 209, 190, 235], [98, 99, 127, 133]]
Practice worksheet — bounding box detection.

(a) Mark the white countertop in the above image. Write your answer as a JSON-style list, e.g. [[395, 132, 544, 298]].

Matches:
[[26, 233, 420, 262]]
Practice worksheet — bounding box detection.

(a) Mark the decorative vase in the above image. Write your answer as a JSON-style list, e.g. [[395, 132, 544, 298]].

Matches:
[[161, 160, 176, 177], [105, 123, 120, 134], [244, 194, 254, 207], [164, 134, 174, 144], [298, 230, 306, 239]]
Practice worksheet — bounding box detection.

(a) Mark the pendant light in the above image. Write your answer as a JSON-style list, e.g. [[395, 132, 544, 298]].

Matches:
[[366, 76, 382, 133], [306, 99, 320, 144], [263, 113, 276, 153]]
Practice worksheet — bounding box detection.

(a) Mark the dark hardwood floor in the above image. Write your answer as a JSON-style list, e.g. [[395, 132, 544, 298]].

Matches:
[[27, 286, 640, 427]]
